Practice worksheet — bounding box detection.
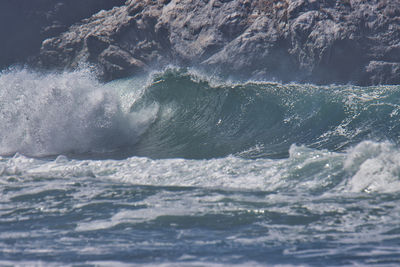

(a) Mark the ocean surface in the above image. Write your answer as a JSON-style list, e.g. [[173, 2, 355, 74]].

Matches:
[[1, 68, 400, 266]]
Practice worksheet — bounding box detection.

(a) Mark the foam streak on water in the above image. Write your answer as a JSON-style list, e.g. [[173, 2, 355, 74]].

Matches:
[[1, 68, 400, 265]]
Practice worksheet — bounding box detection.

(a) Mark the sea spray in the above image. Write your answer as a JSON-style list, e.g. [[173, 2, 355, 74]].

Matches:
[[0, 68, 156, 157]]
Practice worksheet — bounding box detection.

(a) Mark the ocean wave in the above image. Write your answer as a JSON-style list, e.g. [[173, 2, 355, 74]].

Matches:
[[130, 68, 400, 159], [1, 67, 400, 159]]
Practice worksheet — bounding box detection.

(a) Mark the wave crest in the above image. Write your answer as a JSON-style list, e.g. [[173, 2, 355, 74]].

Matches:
[[1, 67, 400, 159]]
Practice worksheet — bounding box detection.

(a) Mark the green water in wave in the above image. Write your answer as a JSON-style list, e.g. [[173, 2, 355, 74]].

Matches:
[[127, 69, 400, 159]]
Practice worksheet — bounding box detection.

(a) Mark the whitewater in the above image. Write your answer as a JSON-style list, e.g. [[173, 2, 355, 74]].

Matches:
[[1, 67, 400, 266]]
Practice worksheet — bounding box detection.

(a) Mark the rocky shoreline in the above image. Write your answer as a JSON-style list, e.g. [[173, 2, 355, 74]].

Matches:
[[2, 0, 400, 85]]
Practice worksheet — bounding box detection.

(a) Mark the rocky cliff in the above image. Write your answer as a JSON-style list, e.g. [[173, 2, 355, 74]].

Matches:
[[3, 0, 400, 85]]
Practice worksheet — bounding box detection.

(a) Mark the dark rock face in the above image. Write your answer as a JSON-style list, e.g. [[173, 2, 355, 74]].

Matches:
[[0, 0, 126, 69], [5, 0, 400, 85]]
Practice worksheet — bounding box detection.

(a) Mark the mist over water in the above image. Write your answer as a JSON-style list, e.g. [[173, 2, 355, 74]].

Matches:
[[2, 67, 400, 265]]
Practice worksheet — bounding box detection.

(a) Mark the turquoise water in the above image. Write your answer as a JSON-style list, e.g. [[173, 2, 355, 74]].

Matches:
[[1, 68, 400, 266]]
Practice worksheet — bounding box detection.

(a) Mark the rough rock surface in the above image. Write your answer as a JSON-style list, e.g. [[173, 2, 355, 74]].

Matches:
[[0, 0, 126, 69], [8, 0, 400, 85]]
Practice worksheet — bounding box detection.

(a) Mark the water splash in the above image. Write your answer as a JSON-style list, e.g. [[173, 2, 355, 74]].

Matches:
[[0, 68, 156, 157]]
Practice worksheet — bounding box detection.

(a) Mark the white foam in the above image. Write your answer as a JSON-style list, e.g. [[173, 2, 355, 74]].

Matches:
[[2, 133, 400, 194], [344, 141, 400, 193], [0, 68, 156, 157]]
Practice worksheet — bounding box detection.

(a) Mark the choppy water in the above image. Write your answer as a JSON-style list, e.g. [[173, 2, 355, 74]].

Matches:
[[1, 68, 400, 266]]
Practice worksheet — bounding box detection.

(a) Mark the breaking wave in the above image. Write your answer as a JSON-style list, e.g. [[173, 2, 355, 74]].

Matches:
[[1, 67, 400, 159]]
